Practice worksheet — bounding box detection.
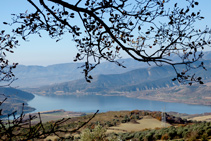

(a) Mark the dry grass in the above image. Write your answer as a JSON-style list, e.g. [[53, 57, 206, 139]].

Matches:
[[44, 135, 58, 141], [91, 111, 130, 121], [189, 115, 211, 122], [24, 110, 84, 124], [107, 116, 171, 133]]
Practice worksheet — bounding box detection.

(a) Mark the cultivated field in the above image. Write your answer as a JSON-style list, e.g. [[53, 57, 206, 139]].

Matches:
[[189, 115, 211, 122], [107, 116, 171, 133], [24, 109, 85, 124]]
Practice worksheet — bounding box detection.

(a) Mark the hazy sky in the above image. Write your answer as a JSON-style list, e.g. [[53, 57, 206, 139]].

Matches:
[[1, 0, 211, 66]]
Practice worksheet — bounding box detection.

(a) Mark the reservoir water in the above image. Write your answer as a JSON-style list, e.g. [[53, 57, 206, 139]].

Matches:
[[28, 94, 211, 114]]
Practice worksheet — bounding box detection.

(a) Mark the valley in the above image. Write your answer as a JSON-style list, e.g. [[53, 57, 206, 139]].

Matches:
[[2, 52, 211, 118], [25, 60, 211, 106]]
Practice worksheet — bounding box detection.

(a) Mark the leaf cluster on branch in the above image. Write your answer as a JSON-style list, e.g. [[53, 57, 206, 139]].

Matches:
[[7, 0, 211, 84], [0, 30, 18, 86]]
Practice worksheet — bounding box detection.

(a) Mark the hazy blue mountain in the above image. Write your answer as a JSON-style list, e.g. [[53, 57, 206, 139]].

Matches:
[[12, 58, 150, 88], [29, 58, 211, 96], [12, 51, 211, 88], [28, 66, 181, 94]]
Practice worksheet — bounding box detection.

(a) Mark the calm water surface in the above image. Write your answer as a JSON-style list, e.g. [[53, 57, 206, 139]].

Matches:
[[28, 94, 211, 114]]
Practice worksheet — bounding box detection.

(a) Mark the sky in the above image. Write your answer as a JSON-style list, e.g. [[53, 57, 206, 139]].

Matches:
[[0, 0, 211, 66], [0, 0, 79, 66]]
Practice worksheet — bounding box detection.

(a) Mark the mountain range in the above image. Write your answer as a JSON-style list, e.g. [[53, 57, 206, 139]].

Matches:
[[28, 60, 211, 96], [1, 51, 209, 111], [11, 51, 211, 88], [12, 58, 150, 88], [23, 51, 211, 106]]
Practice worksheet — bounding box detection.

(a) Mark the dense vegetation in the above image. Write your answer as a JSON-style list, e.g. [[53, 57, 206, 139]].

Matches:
[[1, 105, 211, 140], [38, 110, 211, 141], [115, 122, 211, 141]]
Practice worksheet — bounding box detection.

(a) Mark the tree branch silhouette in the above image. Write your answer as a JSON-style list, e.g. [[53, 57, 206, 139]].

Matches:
[[8, 0, 210, 84]]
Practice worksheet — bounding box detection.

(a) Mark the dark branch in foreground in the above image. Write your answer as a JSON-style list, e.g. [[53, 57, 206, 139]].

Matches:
[[0, 95, 99, 140], [7, 0, 210, 85], [7, 0, 211, 84]]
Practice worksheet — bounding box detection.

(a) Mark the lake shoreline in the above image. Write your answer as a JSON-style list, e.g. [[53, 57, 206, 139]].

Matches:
[[33, 92, 211, 107], [127, 95, 211, 106], [28, 94, 211, 114], [93, 92, 211, 106], [26, 109, 211, 125]]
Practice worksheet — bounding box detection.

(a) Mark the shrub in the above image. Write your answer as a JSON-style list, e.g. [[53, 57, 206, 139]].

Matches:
[[168, 127, 177, 139], [121, 119, 126, 123], [134, 132, 142, 139], [187, 131, 198, 141], [79, 124, 107, 141], [176, 126, 184, 138], [201, 133, 208, 141], [206, 128, 211, 136], [144, 131, 155, 141], [105, 121, 113, 127], [161, 133, 169, 140]]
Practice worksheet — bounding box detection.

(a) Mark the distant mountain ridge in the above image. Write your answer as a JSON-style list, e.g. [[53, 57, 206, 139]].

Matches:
[[29, 65, 176, 94], [24, 59, 211, 106], [29, 59, 211, 95], [1, 51, 211, 115], [12, 58, 150, 88], [12, 51, 211, 88]]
